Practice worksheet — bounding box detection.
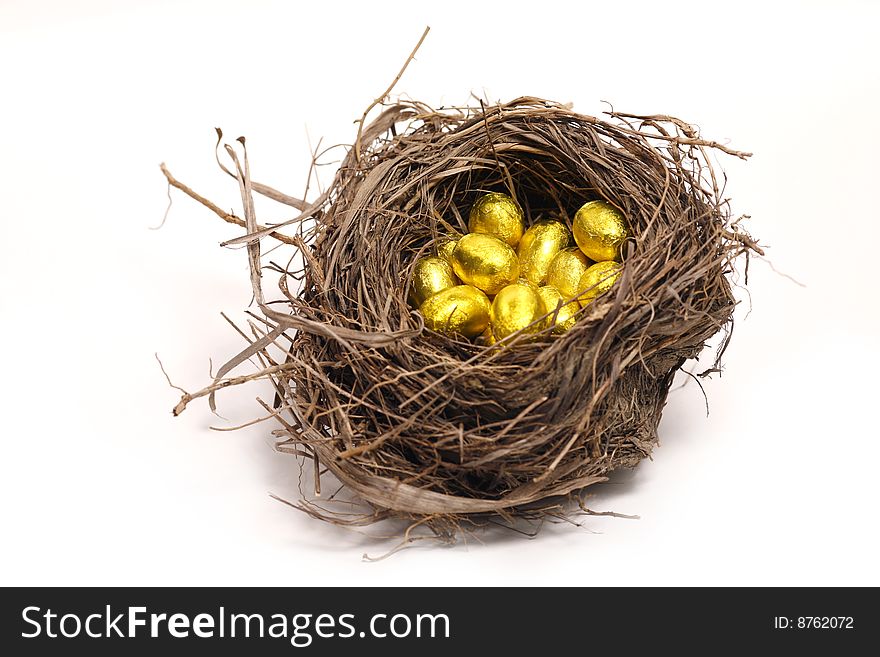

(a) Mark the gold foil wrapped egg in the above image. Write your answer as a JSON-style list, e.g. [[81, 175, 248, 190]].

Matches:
[[409, 256, 458, 308], [435, 232, 462, 264], [516, 219, 571, 285], [468, 192, 525, 247], [451, 233, 520, 295], [477, 326, 497, 347], [545, 248, 591, 299], [537, 285, 580, 333], [578, 261, 622, 306], [490, 283, 546, 340], [572, 200, 629, 262], [515, 276, 541, 290], [420, 285, 491, 338]]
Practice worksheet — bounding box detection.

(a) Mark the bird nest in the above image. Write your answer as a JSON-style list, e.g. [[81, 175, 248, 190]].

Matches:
[[164, 95, 759, 542]]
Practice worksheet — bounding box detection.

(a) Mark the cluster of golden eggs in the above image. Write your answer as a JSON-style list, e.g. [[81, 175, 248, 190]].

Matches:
[[410, 192, 629, 345]]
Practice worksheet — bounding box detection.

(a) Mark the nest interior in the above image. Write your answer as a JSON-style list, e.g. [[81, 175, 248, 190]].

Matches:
[[170, 96, 756, 534]]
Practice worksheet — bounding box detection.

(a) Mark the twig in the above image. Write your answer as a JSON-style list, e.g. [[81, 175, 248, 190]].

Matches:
[[159, 162, 298, 246], [156, 353, 187, 395], [172, 363, 296, 416], [354, 26, 430, 162], [723, 229, 765, 256]]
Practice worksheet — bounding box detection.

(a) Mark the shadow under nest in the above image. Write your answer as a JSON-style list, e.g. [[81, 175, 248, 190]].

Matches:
[[168, 97, 759, 541]]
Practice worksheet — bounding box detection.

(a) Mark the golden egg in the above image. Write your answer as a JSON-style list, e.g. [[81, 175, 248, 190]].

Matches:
[[545, 248, 591, 299], [451, 233, 520, 295], [517, 219, 572, 285], [436, 232, 462, 264], [577, 261, 622, 306], [468, 192, 525, 247], [515, 275, 541, 289], [490, 283, 546, 340], [572, 200, 629, 262], [477, 326, 497, 346], [537, 285, 580, 333], [419, 285, 491, 338], [409, 256, 458, 308]]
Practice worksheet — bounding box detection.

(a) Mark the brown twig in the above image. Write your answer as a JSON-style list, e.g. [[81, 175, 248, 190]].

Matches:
[[159, 162, 298, 246], [353, 26, 430, 163]]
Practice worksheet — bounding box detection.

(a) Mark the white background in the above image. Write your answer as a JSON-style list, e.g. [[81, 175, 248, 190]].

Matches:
[[2, 0, 878, 586]]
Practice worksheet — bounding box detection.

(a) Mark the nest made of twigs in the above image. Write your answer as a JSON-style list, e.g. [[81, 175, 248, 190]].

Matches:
[[167, 96, 758, 540]]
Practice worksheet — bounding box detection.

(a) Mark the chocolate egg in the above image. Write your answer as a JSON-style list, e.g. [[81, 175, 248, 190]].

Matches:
[[435, 232, 462, 264], [517, 219, 571, 285], [545, 248, 591, 299], [537, 285, 580, 333], [578, 261, 622, 306], [420, 285, 491, 338], [409, 256, 458, 308], [572, 200, 629, 261], [468, 192, 525, 247], [490, 283, 546, 340], [477, 326, 497, 347], [451, 233, 520, 295]]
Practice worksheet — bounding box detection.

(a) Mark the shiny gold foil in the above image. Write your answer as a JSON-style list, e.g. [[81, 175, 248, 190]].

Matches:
[[537, 285, 579, 333], [572, 200, 629, 262], [420, 285, 491, 338], [409, 256, 458, 308], [577, 261, 622, 306], [515, 276, 541, 290], [545, 248, 591, 299], [436, 232, 462, 264], [477, 326, 497, 346], [516, 219, 571, 285], [490, 283, 546, 340], [468, 192, 525, 247], [451, 233, 520, 295]]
